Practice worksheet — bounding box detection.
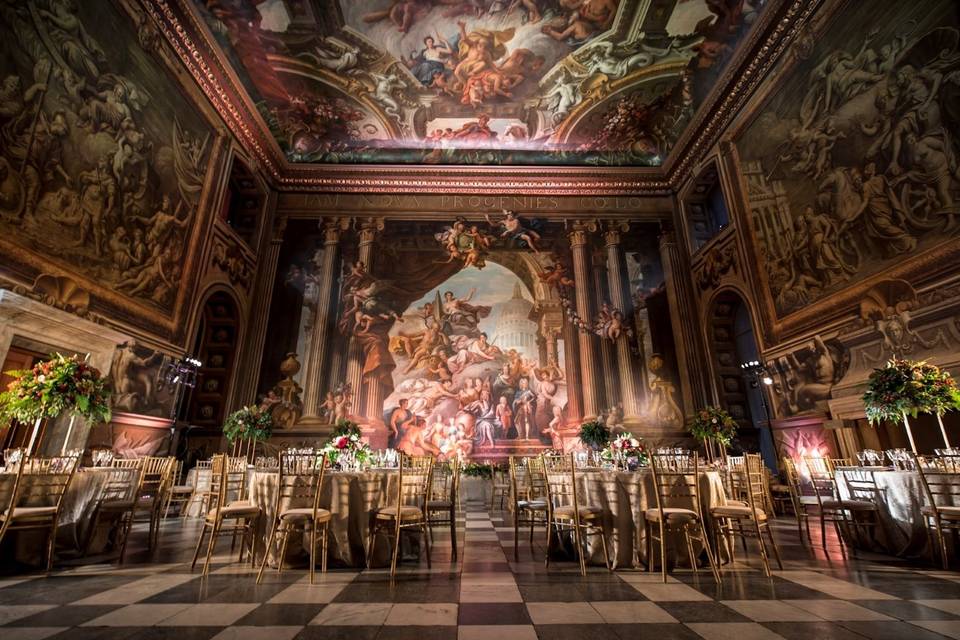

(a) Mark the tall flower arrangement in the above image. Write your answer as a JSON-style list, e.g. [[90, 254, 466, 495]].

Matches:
[[321, 431, 371, 470], [689, 406, 738, 446], [223, 405, 273, 443], [863, 358, 960, 451], [578, 420, 610, 450], [0, 353, 111, 453]]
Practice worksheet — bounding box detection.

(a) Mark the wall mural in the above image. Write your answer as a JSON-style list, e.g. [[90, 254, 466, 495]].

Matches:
[[384, 263, 566, 459], [737, 0, 960, 317], [0, 0, 211, 313], [192, 0, 764, 165]]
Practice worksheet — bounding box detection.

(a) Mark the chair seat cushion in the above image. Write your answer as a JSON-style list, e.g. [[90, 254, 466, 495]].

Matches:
[[207, 504, 261, 520], [376, 505, 423, 520], [711, 504, 768, 520], [644, 507, 698, 522], [553, 504, 602, 519], [427, 500, 453, 510], [280, 507, 332, 522], [922, 505, 960, 519], [770, 484, 791, 493], [821, 499, 877, 512], [170, 486, 194, 494], [100, 499, 136, 511], [1, 506, 58, 521], [725, 499, 748, 507], [517, 499, 548, 510], [229, 500, 252, 507]]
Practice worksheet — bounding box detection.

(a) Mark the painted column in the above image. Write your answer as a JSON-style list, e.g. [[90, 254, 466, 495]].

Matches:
[[659, 227, 711, 413], [569, 219, 601, 420], [301, 218, 347, 417], [357, 218, 386, 422], [229, 207, 283, 410], [545, 329, 559, 366], [605, 221, 645, 423], [592, 248, 619, 410], [562, 314, 583, 422]]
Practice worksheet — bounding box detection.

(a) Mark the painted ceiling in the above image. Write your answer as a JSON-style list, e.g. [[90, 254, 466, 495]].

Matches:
[[192, 0, 766, 166]]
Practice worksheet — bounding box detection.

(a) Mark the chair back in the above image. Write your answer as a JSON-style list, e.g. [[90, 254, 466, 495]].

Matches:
[[743, 454, 768, 516], [830, 457, 854, 469], [1, 454, 79, 524], [725, 455, 747, 501], [430, 458, 459, 504], [913, 453, 960, 518], [108, 458, 146, 503], [394, 453, 433, 511], [649, 451, 705, 522], [936, 455, 960, 473], [541, 453, 581, 523], [275, 450, 327, 518], [803, 456, 839, 505], [138, 457, 174, 506]]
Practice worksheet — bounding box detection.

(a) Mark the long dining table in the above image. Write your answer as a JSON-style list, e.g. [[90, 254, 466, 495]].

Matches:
[[835, 467, 960, 560], [0, 466, 140, 567]]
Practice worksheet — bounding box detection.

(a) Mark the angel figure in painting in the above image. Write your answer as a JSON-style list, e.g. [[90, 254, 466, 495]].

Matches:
[[594, 302, 624, 340], [486, 209, 542, 253], [537, 259, 574, 293]]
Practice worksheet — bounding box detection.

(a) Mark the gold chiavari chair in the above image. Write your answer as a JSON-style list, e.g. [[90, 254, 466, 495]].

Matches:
[[191, 454, 262, 576], [913, 453, 960, 569], [936, 455, 960, 473], [710, 453, 782, 577], [782, 457, 817, 542], [509, 455, 549, 560], [257, 450, 330, 584], [368, 453, 434, 576], [163, 459, 195, 518], [0, 454, 79, 571], [231, 437, 257, 464], [645, 451, 720, 583], [85, 458, 145, 562], [187, 458, 214, 516], [131, 456, 175, 549], [489, 463, 511, 511], [426, 458, 460, 559], [542, 452, 609, 576], [804, 456, 879, 551], [768, 466, 793, 517], [725, 455, 748, 503]]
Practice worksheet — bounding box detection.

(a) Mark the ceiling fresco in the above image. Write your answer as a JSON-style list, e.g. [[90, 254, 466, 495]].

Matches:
[[192, 0, 766, 165]]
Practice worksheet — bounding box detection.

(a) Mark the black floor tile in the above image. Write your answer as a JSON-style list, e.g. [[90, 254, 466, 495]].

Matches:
[[656, 601, 752, 623], [836, 620, 957, 640], [761, 621, 869, 640], [458, 603, 532, 625], [234, 603, 327, 626]]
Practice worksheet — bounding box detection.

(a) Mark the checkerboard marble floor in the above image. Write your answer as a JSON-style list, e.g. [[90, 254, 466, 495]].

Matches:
[[3, 502, 960, 639]]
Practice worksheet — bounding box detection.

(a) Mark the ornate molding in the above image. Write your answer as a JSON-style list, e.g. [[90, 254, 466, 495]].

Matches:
[[211, 238, 255, 290], [695, 242, 738, 291]]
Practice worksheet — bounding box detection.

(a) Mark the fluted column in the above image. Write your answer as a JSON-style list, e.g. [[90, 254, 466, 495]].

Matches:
[[562, 315, 583, 422], [229, 207, 284, 410], [545, 330, 559, 365], [605, 221, 645, 422], [659, 227, 711, 413], [569, 219, 601, 420], [356, 218, 386, 421], [302, 218, 347, 417], [592, 249, 618, 410]]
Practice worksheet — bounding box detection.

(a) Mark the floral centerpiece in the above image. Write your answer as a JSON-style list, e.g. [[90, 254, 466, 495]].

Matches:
[[462, 461, 495, 479], [322, 431, 371, 470], [0, 353, 111, 453], [689, 406, 738, 446], [223, 405, 273, 443], [331, 418, 362, 439], [602, 432, 648, 469], [578, 420, 610, 451], [863, 358, 960, 451]]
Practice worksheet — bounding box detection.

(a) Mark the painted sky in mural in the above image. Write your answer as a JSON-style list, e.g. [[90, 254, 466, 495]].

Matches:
[[736, 0, 960, 316], [384, 263, 566, 460], [192, 0, 765, 165]]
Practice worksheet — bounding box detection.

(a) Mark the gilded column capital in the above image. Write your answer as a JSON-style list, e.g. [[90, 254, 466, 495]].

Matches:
[[567, 218, 598, 247], [357, 216, 386, 246], [320, 217, 350, 245], [603, 220, 630, 247]]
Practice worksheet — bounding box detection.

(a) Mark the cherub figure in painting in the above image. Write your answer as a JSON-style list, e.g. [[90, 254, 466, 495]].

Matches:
[[537, 258, 574, 293], [486, 209, 542, 253], [594, 302, 624, 341]]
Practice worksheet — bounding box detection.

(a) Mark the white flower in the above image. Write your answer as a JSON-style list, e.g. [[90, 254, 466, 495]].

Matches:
[[711, 418, 718, 424], [37, 375, 45, 383]]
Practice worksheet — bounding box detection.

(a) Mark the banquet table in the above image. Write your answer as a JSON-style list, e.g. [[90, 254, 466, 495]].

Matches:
[[546, 468, 730, 569], [249, 468, 411, 569], [836, 467, 960, 559], [0, 466, 139, 567]]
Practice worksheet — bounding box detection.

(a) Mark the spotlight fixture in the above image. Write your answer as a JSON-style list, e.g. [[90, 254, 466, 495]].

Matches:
[[157, 355, 202, 424]]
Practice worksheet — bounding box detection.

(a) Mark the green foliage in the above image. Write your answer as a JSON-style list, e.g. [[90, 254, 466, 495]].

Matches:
[[0, 353, 111, 424], [462, 462, 495, 478], [223, 405, 273, 443], [331, 419, 362, 439], [578, 420, 610, 450], [689, 406, 738, 446], [863, 359, 960, 424]]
